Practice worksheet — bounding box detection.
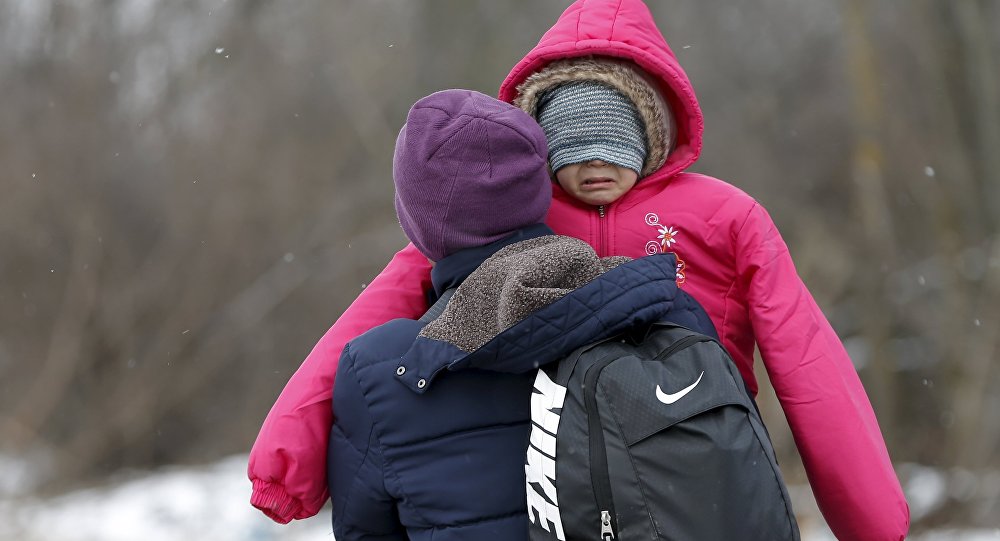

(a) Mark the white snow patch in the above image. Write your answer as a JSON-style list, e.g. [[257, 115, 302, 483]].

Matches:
[[0, 455, 331, 541], [0, 455, 996, 541], [902, 463, 949, 520], [0, 454, 44, 498]]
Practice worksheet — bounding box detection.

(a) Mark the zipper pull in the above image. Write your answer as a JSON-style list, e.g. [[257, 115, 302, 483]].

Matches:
[[598, 205, 606, 218], [600, 510, 615, 540]]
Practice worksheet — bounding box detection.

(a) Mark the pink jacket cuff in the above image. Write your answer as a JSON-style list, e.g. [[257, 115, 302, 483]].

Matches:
[[250, 479, 303, 524]]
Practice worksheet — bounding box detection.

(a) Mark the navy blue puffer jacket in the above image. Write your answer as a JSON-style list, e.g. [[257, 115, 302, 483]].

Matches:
[[327, 225, 713, 540]]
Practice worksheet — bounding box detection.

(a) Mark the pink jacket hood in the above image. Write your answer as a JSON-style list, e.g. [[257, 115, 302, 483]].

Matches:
[[499, 0, 704, 190]]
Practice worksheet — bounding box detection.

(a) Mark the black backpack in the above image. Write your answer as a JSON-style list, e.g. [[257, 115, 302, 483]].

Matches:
[[525, 322, 800, 541]]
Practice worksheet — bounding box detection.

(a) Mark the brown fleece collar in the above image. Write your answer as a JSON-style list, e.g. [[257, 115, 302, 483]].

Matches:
[[419, 235, 630, 353]]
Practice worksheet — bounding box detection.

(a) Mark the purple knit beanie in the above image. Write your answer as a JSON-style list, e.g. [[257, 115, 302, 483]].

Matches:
[[393, 89, 552, 261]]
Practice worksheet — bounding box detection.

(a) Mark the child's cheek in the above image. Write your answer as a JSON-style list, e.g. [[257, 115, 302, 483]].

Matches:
[[553, 168, 576, 194]]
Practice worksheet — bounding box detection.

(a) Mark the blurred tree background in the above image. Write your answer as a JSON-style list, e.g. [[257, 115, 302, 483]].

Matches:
[[0, 0, 998, 535]]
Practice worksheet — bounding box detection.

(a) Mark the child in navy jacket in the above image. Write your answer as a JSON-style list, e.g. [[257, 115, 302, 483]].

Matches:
[[328, 89, 691, 539]]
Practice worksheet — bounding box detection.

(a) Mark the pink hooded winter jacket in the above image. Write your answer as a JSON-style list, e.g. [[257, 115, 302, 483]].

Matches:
[[249, 1, 910, 539]]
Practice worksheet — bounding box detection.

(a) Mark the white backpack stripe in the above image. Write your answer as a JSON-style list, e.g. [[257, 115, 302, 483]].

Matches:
[[526, 369, 566, 540]]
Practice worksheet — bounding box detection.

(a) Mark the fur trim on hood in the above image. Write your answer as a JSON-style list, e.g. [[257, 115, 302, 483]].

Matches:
[[514, 57, 673, 178]]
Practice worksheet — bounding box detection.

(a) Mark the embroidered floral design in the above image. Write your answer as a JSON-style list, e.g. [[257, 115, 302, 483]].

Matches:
[[658, 226, 678, 250], [644, 213, 679, 251], [644, 212, 686, 284]]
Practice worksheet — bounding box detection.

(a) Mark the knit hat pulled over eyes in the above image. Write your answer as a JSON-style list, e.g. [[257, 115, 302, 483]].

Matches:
[[536, 81, 648, 174], [393, 89, 551, 261], [514, 57, 673, 178]]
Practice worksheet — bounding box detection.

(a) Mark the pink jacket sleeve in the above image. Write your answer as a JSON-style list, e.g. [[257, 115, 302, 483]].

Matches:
[[247, 243, 432, 523], [736, 203, 909, 541]]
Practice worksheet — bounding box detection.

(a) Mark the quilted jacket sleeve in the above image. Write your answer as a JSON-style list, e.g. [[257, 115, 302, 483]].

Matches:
[[329, 344, 407, 541], [736, 203, 909, 541], [247, 243, 432, 523]]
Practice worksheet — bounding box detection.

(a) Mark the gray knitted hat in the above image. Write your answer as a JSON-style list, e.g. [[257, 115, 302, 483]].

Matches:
[[514, 57, 673, 178], [536, 81, 648, 174]]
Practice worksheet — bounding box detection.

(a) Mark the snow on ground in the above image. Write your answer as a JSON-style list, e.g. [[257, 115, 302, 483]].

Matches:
[[0, 454, 997, 541], [0, 455, 330, 541]]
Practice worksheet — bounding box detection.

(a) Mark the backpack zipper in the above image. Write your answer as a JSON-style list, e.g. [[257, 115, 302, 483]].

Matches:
[[653, 334, 711, 361], [600, 510, 615, 540], [583, 333, 712, 540], [584, 354, 620, 540]]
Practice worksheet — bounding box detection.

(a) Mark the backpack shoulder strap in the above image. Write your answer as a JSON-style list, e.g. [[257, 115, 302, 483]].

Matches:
[[418, 288, 457, 324]]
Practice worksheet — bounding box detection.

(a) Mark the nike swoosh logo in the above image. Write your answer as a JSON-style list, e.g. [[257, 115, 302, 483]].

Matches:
[[655, 371, 705, 404]]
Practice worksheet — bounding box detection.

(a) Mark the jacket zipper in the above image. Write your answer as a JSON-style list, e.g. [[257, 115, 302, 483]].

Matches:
[[582, 333, 712, 540], [597, 205, 607, 257]]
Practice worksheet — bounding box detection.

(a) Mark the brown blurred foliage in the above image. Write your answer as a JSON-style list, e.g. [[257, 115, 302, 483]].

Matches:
[[0, 0, 997, 531]]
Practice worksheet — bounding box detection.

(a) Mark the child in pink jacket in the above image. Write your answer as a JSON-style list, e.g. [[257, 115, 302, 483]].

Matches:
[[249, 1, 910, 539]]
